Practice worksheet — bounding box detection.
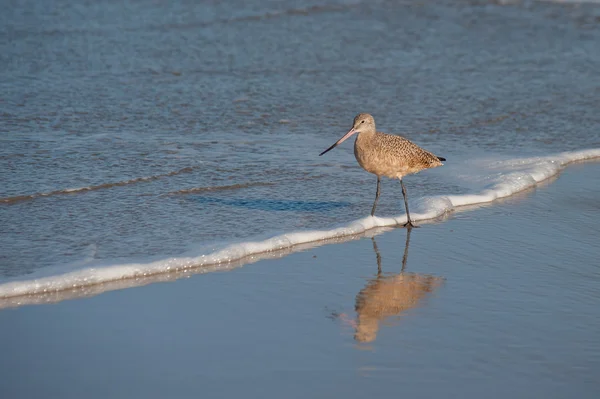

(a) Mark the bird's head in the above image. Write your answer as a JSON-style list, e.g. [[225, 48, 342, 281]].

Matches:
[[351, 113, 376, 134], [319, 113, 376, 156]]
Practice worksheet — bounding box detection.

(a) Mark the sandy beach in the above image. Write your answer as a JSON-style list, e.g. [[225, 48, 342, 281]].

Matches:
[[2, 161, 598, 399]]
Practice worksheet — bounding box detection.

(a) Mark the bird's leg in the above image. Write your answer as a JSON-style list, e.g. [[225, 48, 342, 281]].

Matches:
[[400, 179, 419, 228], [370, 176, 381, 217]]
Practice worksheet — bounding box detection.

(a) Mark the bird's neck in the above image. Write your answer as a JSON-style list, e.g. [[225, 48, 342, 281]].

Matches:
[[356, 130, 376, 143]]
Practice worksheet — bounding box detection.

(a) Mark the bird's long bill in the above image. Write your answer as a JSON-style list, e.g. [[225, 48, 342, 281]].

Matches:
[[319, 128, 356, 156]]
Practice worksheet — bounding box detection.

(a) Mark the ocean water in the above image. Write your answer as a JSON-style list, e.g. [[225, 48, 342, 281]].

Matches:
[[2, 0, 600, 297]]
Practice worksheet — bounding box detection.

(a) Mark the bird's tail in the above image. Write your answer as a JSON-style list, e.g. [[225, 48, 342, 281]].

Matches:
[[437, 156, 446, 162]]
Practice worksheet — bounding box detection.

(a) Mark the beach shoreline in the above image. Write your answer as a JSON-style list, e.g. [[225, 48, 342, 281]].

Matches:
[[1, 161, 599, 399], [1, 150, 599, 307]]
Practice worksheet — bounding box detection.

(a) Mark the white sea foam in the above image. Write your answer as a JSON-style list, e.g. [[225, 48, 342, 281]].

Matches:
[[1, 149, 599, 302]]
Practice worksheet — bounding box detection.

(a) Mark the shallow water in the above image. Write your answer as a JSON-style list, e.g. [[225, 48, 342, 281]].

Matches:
[[2, 0, 600, 283], [1, 162, 599, 399]]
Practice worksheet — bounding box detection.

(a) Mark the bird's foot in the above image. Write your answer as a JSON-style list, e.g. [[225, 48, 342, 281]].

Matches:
[[403, 221, 419, 229]]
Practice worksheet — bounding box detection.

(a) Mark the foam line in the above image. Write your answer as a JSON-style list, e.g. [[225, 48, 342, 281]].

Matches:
[[1, 149, 599, 302]]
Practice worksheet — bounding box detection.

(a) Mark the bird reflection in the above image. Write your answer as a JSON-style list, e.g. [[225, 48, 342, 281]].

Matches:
[[351, 230, 443, 343]]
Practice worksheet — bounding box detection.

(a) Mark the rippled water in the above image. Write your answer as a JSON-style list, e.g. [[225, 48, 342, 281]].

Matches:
[[2, 0, 600, 280]]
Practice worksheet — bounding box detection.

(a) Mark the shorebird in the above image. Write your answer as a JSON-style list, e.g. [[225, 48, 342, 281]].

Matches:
[[319, 113, 445, 228]]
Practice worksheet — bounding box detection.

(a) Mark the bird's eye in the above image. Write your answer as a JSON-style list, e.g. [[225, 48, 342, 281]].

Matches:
[[361, 120, 365, 124]]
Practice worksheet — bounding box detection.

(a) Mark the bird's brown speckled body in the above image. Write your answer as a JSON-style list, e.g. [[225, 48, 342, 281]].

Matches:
[[354, 127, 443, 179], [319, 113, 446, 227]]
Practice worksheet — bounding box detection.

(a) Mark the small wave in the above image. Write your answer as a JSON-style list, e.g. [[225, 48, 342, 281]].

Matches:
[[1, 167, 197, 205], [0, 230, 380, 309], [168, 182, 274, 195], [11, 3, 358, 39], [0, 149, 599, 305], [533, 0, 600, 3], [153, 3, 359, 32]]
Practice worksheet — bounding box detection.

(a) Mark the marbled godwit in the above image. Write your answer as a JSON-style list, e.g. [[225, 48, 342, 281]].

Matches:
[[319, 113, 445, 228]]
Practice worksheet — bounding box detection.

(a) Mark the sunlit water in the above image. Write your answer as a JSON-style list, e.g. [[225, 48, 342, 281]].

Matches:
[[1, 0, 599, 284]]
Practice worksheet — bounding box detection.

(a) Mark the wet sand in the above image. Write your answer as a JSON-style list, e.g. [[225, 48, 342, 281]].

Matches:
[[1, 162, 599, 399]]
